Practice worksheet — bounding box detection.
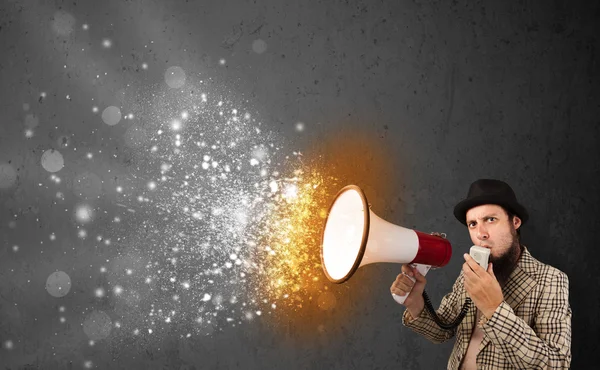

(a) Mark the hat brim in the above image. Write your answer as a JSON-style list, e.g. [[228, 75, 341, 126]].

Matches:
[[453, 195, 529, 226]]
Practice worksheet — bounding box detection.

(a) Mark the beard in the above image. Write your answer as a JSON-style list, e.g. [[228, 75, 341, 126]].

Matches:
[[489, 227, 522, 286]]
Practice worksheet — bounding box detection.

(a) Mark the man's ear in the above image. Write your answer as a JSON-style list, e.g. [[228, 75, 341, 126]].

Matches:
[[513, 216, 522, 230]]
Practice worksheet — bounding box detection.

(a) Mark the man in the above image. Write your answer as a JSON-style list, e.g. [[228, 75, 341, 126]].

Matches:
[[390, 179, 572, 369]]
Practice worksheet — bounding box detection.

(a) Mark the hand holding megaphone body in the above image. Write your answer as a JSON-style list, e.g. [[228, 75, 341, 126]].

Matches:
[[390, 231, 446, 305], [390, 264, 428, 317]]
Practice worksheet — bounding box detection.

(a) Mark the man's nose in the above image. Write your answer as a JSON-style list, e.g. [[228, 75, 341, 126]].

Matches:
[[477, 226, 489, 240]]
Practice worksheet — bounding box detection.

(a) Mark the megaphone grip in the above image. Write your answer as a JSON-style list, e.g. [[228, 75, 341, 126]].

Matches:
[[392, 263, 431, 305], [392, 273, 416, 304]]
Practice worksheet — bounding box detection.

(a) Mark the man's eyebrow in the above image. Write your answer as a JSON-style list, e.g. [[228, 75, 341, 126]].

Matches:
[[466, 213, 501, 223]]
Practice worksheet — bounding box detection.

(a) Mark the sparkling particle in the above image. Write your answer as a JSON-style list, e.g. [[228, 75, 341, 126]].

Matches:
[[295, 122, 305, 132], [252, 39, 268, 54], [12, 245, 19, 252], [41, 149, 64, 173], [102, 39, 112, 48], [283, 184, 298, 199], [45, 271, 72, 297], [269, 181, 279, 193], [4, 340, 14, 350], [165, 66, 186, 89], [95, 288, 105, 298], [74, 204, 94, 224], [83, 310, 112, 340], [101, 106, 122, 126]]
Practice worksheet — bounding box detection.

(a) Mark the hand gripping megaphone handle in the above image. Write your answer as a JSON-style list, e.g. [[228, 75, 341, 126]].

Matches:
[[392, 263, 432, 305]]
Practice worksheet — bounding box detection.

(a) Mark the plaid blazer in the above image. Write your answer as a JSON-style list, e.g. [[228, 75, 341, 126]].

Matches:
[[402, 247, 572, 369]]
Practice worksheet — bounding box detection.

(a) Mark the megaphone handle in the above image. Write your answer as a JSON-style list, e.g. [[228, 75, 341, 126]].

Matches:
[[392, 263, 431, 305]]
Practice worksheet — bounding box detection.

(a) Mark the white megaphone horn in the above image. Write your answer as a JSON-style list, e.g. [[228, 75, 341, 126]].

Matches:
[[320, 185, 452, 304]]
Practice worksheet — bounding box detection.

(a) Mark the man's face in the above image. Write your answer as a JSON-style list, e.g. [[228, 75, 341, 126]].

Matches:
[[465, 204, 522, 283]]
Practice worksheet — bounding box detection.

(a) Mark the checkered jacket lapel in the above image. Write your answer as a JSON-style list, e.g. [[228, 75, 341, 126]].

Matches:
[[477, 248, 538, 353], [456, 285, 476, 357]]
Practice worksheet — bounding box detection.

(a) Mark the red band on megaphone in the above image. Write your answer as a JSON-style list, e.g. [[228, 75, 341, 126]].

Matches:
[[413, 231, 452, 267]]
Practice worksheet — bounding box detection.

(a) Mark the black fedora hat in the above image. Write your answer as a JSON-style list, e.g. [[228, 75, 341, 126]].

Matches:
[[453, 179, 529, 226]]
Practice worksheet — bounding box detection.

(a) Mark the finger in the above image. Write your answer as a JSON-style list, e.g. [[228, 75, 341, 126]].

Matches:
[[463, 254, 483, 274], [462, 261, 475, 277], [401, 264, 414, 277], [393, 274, 415, 288], [412, 267, 427, 283], [487, 262, 496, 278], [391, 285, 412, 296], [463, 263, 479, 287], [394, 275, 415, 287], [391, 279, 414, 295]]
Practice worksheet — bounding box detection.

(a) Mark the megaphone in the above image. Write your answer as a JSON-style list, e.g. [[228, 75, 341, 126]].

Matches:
[[320, 185, 452, 304]]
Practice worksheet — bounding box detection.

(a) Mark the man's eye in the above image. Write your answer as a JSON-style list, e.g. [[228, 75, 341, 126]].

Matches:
[[468, 222, 476, 228], [487, 217, 496, 222]]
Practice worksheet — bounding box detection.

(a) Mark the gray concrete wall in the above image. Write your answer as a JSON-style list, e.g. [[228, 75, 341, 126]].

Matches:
[[1, 0, 598, 368]]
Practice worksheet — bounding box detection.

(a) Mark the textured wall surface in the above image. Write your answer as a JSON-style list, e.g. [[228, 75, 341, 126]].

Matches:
[[1, 0, 598, 369]]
